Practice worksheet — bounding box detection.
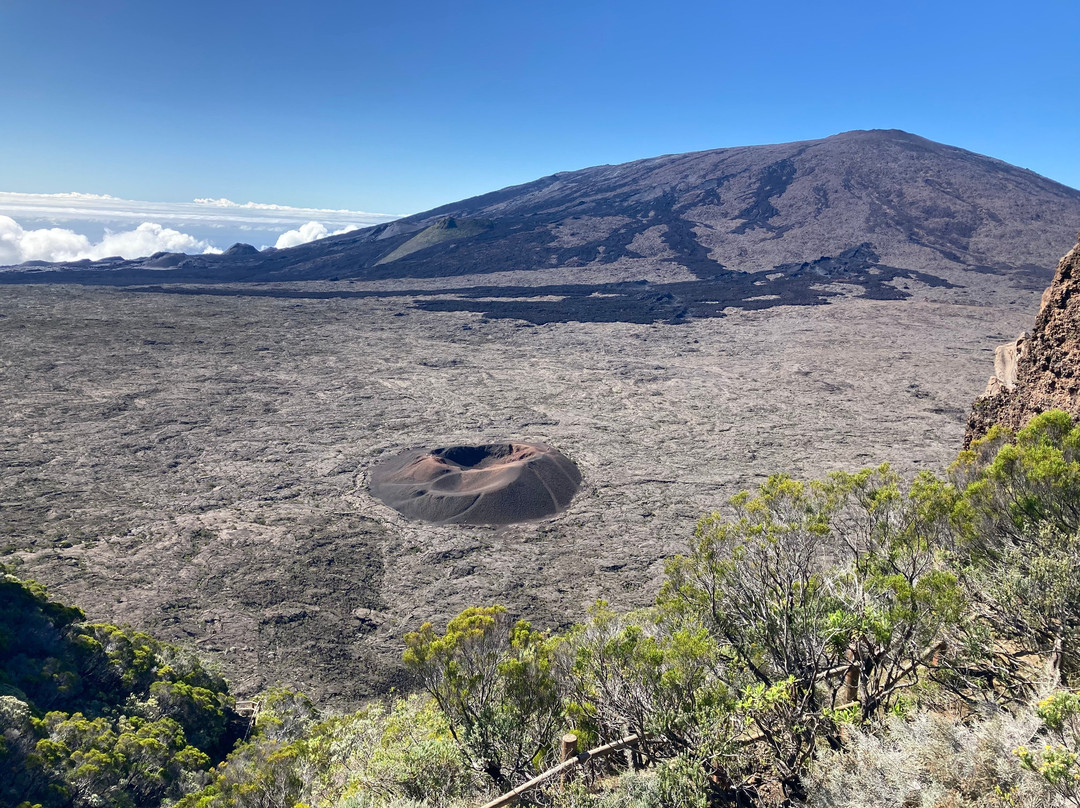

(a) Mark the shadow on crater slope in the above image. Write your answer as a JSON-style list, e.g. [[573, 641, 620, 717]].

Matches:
[[370, 442, 581, 525]]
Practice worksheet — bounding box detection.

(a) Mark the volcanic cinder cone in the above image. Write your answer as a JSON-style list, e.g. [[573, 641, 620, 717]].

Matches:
[[369, 442, 582, 525]]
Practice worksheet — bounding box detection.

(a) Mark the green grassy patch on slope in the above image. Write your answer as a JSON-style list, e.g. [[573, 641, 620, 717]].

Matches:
[[375, 216, 493, 265]]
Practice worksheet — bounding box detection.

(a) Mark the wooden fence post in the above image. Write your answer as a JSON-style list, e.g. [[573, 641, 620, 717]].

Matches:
[[559, 733, 578, 787], [843, 651, 860, 707]]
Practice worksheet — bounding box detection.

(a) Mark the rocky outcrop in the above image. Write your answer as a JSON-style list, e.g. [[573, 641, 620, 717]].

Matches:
[[966, 234, 1080, 445], [980, 332, 1027, 397]]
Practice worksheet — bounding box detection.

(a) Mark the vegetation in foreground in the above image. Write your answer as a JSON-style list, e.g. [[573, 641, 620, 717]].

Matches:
[[6, 411, 1080, 807], [0, 571, 244, 808]]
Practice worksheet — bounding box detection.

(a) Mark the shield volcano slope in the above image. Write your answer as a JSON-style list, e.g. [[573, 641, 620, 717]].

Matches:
[[4, 129, 1079, 308]]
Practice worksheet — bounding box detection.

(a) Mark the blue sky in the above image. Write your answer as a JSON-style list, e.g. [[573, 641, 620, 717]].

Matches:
[[1, 0, 1077, 259]]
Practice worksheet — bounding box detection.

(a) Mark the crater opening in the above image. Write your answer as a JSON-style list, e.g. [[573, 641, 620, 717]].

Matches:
[[431, 444, 513, 468], [369, 441, 581, 525]]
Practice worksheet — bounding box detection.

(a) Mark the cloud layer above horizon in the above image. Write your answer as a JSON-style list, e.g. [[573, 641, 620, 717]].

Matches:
[[0, 216, 221, 264], [0, 192, 401, 264]]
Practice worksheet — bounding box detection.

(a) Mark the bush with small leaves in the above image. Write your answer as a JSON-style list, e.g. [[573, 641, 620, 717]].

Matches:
[[657, 468, 965, 799], [0, 572, 238, 808], [179, 693, 479, 808], [403, 606, 563, 790], [1015, 690, 1080, 806], [253, 687, 320, 743], [308, 695, 477, 807], [806, 706, 1052, 808], [559, 601, 736, 759], [950, 412, 1080, 686]]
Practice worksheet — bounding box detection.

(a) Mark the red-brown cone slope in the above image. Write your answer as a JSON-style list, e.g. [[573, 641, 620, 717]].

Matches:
[[369, 442, 581, 525]]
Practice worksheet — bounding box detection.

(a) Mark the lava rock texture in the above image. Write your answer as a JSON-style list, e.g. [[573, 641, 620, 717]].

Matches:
[[966, 234, 1080, 444]]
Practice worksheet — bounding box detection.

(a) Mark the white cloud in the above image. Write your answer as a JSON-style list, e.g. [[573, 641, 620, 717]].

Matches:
[[0, 191, 402, 263], [193, 197, 386, 216], [0, 191, 401, 228], [17, 191, 119, 201], [273, 221, 359, 249], [93, 223, 222, 259], [0, 215, 220, 265]]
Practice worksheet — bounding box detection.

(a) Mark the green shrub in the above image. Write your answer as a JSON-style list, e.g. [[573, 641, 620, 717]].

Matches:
[[403, 606, 563, 789], [1015, 690, 1080, 806], [0, 573, 238, 807], [180, 693, 479, 808], [951, 412, 1080, 685]]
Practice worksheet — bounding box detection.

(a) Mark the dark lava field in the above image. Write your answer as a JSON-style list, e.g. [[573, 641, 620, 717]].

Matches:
[[0, 284, 1034, 702]]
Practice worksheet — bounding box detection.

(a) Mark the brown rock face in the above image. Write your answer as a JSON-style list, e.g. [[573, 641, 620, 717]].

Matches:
[[966, 234, 1080, 445], [369, 442, 582, 525]]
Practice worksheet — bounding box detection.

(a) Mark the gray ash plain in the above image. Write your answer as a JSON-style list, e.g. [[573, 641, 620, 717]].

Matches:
[[0, 281, 1035, 704]]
